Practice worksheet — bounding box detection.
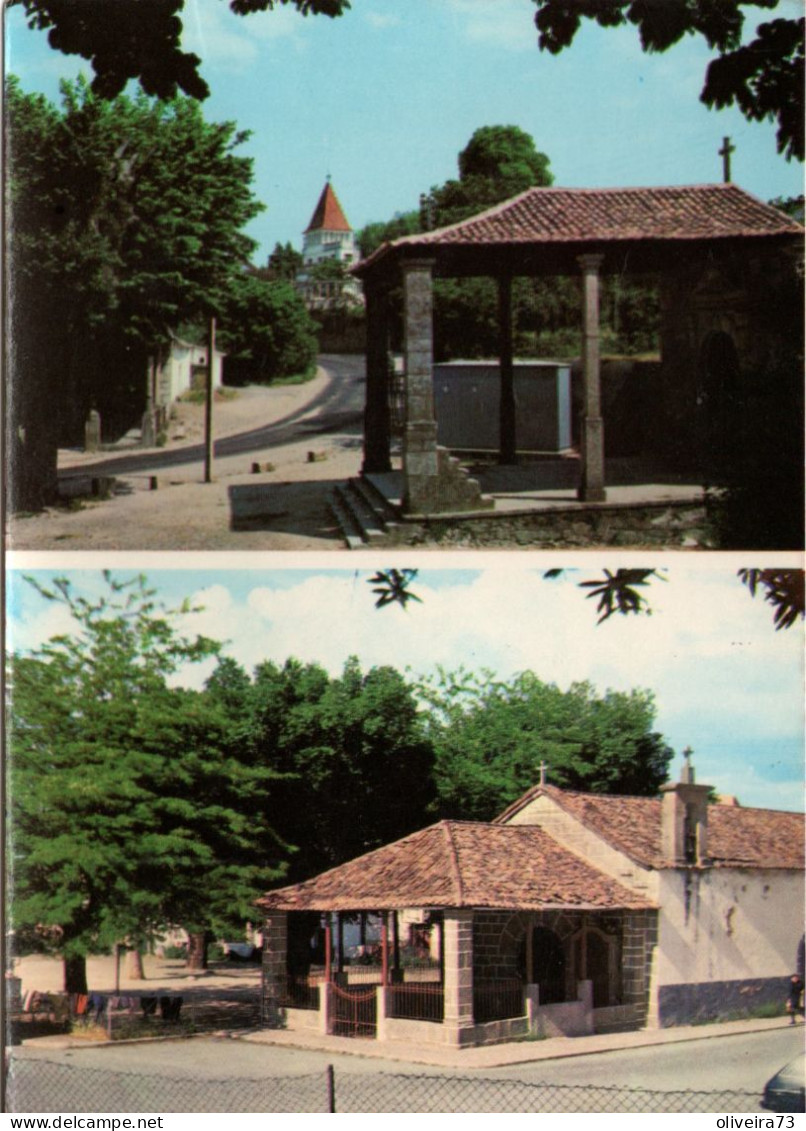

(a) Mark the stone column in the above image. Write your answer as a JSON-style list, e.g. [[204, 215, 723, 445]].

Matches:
[[262, 912, 287, 1027], [362, 282, 393, 474], [443, 909, 474, 1043], [401, 258, 439, 512], [498, 274, 517, 464], [525, 984, 540, 1034], [577, 253, 607, 502]]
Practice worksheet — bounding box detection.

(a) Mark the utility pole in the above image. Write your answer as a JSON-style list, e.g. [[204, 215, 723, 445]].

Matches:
[[204, 316, 216, 483], [719, 136, 735, 183]]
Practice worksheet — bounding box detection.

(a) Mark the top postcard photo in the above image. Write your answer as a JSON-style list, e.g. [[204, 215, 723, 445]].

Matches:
[[5, 0, 804, 552]]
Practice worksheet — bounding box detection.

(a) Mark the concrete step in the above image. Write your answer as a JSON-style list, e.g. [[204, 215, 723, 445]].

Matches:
[[349, 476, 402, 533], [341, 481, 389, 543], [328, 488, 366, 550], [329, 477, 405, 548]]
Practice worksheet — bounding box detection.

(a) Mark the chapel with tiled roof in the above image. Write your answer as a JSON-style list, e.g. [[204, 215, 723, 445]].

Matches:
[[259, 756, 804, 1047]]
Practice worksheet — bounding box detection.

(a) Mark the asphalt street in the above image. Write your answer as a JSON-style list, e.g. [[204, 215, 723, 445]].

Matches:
[[12, 1024, 802, 1092], [58, 354, 366, 482]]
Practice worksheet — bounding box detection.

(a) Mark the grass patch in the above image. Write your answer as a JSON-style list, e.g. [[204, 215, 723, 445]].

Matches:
[[270, 366, 318, 387], [179, 387, 239, 405]]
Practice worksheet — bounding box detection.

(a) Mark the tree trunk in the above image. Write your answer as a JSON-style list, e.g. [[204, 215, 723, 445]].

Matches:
[[126, 949, 145, 980], [186, 931, 208, 971], [63, 955, 88, 995]]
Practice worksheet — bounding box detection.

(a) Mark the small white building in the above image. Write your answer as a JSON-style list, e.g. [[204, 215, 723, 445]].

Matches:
[[150, 336, 225, 409]]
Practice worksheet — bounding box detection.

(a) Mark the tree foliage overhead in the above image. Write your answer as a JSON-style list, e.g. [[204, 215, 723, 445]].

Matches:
[[532, 0, 804, 161], [8, 574, 286, 989], [11, 0, 351, 102], [419, 668, 674, 822]]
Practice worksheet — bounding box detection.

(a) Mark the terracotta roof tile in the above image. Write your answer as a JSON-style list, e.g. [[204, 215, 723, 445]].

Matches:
[[356, 184, 802, 275], [498, 785, 804, 871], [305, 180, 352, 233], [258, 820, 654, 913]]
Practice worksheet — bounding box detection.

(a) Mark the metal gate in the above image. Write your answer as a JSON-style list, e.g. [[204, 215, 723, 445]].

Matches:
[[329, 983, 377, 1038]]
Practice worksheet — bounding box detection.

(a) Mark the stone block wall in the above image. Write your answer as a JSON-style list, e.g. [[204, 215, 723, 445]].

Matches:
[[473, 911, 529, 981], [621, 909, 657, 1028]]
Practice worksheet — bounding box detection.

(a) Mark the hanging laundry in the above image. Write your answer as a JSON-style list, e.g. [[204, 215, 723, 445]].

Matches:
[[88, 992, 107, 1022], [72, 993, 89, 1017], [140, 995, 158, 1017], [159, 995, 183, 1021]]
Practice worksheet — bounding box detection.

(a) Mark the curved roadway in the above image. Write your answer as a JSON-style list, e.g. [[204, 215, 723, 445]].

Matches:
[[59, 354, 366, 482]]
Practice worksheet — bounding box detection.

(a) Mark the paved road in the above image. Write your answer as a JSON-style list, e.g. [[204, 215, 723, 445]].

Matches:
[[9, 1026, 801, 1113], [491, 1025, 803, 1093], [59, 354, 366, 481]]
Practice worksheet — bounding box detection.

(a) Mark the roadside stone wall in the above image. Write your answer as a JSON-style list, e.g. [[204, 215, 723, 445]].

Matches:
[[399, 501, 710, 549]]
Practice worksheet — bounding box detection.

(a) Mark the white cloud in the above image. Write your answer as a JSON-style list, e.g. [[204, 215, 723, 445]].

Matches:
[[8, 565, 803, 811], [447, 0, 536, 52], [181, 0, 310, 72]]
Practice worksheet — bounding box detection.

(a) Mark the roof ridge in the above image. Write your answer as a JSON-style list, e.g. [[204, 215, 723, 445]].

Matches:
[[441, 820, 465, 905]]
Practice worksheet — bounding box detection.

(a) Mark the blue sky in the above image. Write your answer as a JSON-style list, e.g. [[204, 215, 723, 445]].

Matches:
[[7, 559, 804, 813], [5, 0, 804, 261]]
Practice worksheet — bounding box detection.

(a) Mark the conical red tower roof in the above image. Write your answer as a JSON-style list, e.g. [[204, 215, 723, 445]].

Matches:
[[304, 180, 352, 234]]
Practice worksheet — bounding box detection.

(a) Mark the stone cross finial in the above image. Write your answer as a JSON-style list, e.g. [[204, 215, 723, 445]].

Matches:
[[681, 746, 695, 784], [719, 136, 735, 183], [540, 761, 547, 787]]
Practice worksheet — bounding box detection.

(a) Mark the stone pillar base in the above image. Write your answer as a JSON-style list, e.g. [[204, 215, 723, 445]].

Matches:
[[403, 447, 493, 515]]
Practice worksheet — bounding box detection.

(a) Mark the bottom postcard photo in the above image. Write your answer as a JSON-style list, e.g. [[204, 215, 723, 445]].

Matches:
[[4, 559, 804, 1118]]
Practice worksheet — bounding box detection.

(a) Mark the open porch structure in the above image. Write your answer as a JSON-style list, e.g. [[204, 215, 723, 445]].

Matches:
[[258, 822, 655, 1049], [352, 183, 802, 516]]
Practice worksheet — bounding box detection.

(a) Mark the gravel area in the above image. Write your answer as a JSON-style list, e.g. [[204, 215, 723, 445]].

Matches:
[[7, 372, 363, 552]]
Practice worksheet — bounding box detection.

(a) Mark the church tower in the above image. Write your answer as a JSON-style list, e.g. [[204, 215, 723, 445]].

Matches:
[[297, 179, 361, 308]]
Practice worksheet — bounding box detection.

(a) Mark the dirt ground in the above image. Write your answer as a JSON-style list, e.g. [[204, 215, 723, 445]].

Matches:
[[7, 370, 364, 552], [13, 950, 260, 996]]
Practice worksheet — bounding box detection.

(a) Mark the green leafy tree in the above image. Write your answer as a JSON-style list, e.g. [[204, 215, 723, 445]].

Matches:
[[419, 668, 674, 822], [8, 574, 286, 991], [10, 0, 351, 101], [218, 273, 318, 383], [6, 76, 264, 508], [429, 124, 554, 228], [265, 241, 304, 282], [357, 211, 421, 260], [532, 0, 804, 161], [219, 657, 436, 883]]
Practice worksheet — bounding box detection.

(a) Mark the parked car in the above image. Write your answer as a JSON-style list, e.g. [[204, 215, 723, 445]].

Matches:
[[761, 1052, 806, 1113]]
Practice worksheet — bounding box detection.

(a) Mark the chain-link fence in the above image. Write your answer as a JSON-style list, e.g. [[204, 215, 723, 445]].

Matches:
[[6, 1058, 762, 1114]]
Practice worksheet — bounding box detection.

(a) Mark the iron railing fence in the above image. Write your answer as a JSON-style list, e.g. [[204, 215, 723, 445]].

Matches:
[[473, 980, 525, 1024], [6, 1058, 764, 1114], [387, 982, 444, 1023], [328, 983, 377, 1038], [277, 974, 321, 1012]]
